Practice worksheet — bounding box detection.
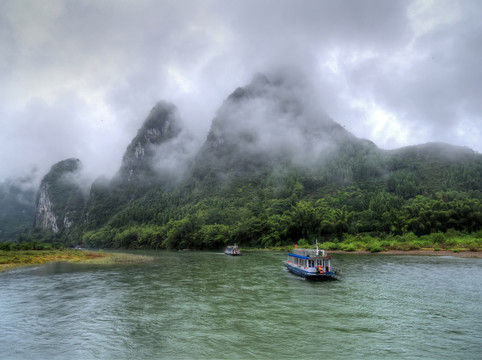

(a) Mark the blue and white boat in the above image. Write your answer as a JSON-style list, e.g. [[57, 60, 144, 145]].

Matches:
[[284, 242, 337, 280]]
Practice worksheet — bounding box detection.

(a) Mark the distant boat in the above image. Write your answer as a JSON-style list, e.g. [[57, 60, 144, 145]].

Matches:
[[224, 244, 242, 256], [284, 242, 337, 280]]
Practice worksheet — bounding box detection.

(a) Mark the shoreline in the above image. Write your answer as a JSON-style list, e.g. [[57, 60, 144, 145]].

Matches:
[[243, 247, 482, 258], [0, 250, 154, 271], [328, 249, 482, 258]]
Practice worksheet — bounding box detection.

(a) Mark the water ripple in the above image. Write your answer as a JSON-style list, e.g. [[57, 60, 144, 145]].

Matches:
[[1, 252, 481, 359]]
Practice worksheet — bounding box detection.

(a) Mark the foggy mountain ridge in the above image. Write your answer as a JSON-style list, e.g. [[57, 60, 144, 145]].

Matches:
[[387, 142, 478, 163], [1, 73, 482, 243]]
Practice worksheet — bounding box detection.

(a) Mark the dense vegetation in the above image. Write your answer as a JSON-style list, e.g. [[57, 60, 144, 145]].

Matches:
[[0, 240, 65, 251], [77, 188, 482, 251], [75, 143, 482, 251]]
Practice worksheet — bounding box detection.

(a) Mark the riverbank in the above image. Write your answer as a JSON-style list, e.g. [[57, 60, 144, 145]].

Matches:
[[328, 249, 482, 258], [241, 246, 482, 258], [0, 249, 154, 271]]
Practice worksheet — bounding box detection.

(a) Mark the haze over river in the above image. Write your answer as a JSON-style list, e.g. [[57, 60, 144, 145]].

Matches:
[[1, 251, 481, 359]]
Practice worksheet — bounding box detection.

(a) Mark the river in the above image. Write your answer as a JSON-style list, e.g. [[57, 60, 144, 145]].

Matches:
[[1, 251, 481, 359]]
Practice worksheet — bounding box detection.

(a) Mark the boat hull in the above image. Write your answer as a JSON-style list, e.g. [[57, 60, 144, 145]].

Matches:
[[284, 263, 337, 280]]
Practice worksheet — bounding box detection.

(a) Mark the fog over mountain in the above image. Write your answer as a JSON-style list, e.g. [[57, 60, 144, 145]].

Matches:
[[1, 0, 481, 186], [198, 72, 358, 172]]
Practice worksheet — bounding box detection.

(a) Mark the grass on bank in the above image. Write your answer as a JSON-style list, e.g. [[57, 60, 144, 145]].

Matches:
[[0, 249, 154, 271], [324, 231, 482, 253], [241, 231, 482, 253]]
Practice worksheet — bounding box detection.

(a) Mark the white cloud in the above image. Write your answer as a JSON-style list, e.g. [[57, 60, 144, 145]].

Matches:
[[0, 0, 481, 184], [408, 0, 463, 38]]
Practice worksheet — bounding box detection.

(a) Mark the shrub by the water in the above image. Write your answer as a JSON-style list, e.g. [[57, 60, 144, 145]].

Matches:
[[322, 241, 340, 250], [340, 242, 357, 252], [368, 242, 383, 253]]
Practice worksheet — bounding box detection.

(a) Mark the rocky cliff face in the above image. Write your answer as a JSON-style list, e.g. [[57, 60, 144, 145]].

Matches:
[[34, 182, 59, 233], [34, 158, 85, 235]]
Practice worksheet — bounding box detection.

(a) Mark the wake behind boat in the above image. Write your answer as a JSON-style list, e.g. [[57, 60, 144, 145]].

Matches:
[[285, 242, 337, 280], [224, 244, 241, 256]]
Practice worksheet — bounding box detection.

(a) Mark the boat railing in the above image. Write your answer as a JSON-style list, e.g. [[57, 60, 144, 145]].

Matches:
[[292, 248, 326, 257]]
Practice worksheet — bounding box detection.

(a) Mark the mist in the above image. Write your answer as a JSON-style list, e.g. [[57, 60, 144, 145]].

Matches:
[[208, 70, 348, 168], [1, 0, 481, 185]]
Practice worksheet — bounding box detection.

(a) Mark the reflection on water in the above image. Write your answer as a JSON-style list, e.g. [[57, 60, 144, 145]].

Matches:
[[1, 252, 481, 359]]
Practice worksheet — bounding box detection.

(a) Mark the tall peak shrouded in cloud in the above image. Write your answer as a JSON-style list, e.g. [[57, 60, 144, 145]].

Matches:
[[228, 73, 271, 101], [195, 72, 360, 181], [117, 101, 183, 185], [83, 101, 196, 231]]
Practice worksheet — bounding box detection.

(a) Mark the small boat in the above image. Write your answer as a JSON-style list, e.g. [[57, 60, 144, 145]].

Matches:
[[224, 244, 242, 256], [284, 242, 337, 280]]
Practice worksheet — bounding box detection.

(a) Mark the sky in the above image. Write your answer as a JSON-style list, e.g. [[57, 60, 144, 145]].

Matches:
[[1, 0, 481, 184]]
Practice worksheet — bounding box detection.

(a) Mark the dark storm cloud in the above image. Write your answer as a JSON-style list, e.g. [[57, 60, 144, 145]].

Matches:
[[0, 0, 480, 184]]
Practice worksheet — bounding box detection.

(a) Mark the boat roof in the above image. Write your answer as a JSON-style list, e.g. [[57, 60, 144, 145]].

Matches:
[[289, 248, 330, 259], [288, 253, 309, 260], [288, 253, 330, 260]]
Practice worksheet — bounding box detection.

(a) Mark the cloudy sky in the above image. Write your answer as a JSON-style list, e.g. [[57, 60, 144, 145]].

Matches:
[[1, 0, 481, 183]]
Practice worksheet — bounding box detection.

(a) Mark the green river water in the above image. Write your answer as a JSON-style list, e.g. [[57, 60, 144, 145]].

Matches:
[[1, 251, 481, 359]]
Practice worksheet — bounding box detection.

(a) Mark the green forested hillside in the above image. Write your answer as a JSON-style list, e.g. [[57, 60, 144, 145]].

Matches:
[[6, 75, 482, 250], [79, 146, 482, 250]]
